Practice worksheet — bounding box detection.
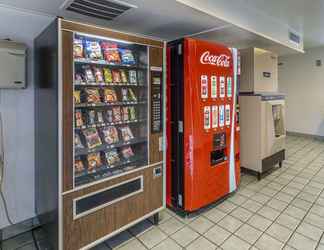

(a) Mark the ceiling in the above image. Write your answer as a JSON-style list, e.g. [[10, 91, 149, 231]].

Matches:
[[0, 0, 323, 54]]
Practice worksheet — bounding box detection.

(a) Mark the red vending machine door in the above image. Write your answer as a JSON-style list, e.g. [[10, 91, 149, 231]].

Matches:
[[183, 38, 238, 211]]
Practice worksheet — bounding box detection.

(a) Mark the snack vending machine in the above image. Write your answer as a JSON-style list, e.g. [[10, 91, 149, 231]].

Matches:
[[35, 18, 164, 250], [166, 38, 240, 213]]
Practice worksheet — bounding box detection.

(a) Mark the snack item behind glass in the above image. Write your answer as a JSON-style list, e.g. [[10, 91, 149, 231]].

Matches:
[[87, 153, 102, 171], [105, 109, 113, 123], [137, 71, 145, 85], [122, 107, 129, 122], [75, 159, 85, 173], [101, 42, 121, 64], [121, 146, 135, 159], [75, 133, 84, 149], [75, 109, 83, 127], [83, 128, 102, 149], [85, 40, 103, 60], [103, 88, 117, 103], [75, 73, 84, 84], [128, 107, 136, 121], [120, 70, 128, 83], [85, 88, 101, 103], [97, 111, 104, 124], [119, 48, 135, 65], [87, 110, 96, 125], [112, 107, 122, 123], [93, 67, 104, 83], [74, 90, 81, 104], [103, 68, 113, 83], [73, 39, 84, 58], [101, 126, 119, 144], [120, 126, 134, 141], [128, 88, 137, 101], [112, 69, 121, 83], [121, 88, 128, 102], [105, 150, 120, 166], [129, 70, 137, 84], [83, 66, 95, 83]]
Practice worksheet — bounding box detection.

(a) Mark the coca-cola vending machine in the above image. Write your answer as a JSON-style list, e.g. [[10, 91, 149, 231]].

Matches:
[[166, 38, 240, 213]]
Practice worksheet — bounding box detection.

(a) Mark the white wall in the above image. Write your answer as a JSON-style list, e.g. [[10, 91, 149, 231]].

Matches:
[[278, 46, 324, 137], [0, 6, 52, 229]]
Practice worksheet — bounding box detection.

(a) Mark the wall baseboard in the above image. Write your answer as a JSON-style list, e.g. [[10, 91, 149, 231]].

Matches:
[[286, 131, 324, 141], [0, 217, 40, 241]]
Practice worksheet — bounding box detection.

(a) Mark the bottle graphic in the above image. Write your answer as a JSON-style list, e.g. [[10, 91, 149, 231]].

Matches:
[[201, 75, 208, 99], [219, 105, 225, 127], [211, 76, 217, 98], [220, 76, 225, 98], [212, 106, 218, 128], [225, 104, 231, 126], [227, 77, 232, 97], [204, 106, 211, 129]]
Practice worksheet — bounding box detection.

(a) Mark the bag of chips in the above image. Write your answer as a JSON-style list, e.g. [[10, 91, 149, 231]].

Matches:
[[121, 146, 134, 159], [119, 49, 135, 65], [93, 67, 104, 83], [83, 128, 102, 149], [103, 68, 113, 83], [75, 109, 83, 127], [128, 88, 137, 101], [87, 153, 102, 171], [105, 150, 120, 166], [112, 69, 121, 83], [112, 107, 122, 122], [128, 107, 136, 121], [122, 107, 129, 122], [74, 90, 81, 104], [105, 109, 113, 123], [75, 159, 85, 173], [97, 111, 104, 124], [85, 40, 103, 60], [120, 126, 134, 141], [103, 88, 117, 103], [73, 39, 84, 58], [101, 42, 121, 64], [101, 126, 119, 144], [129, 70, 137, 84], [85, 88, 101, 103], [87, 110, 96, 125], [75, 73, 84, 84], [120, 70, 128, 83], [83, 66, 95, 83], [121, 88, 128, 102], [75, 133, 84, 148]]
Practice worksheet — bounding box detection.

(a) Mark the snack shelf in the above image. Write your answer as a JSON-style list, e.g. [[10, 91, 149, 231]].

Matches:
[[74, 58, 147, 70], [75, 137, 147, 157], [74, 82, 146, 87], [75, 155, 147, 186], [75, 101, 147, 108], [75, 119, 146, 130]]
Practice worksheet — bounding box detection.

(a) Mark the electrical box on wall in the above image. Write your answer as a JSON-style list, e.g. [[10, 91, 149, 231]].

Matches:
[[0, 40, 27, 89]]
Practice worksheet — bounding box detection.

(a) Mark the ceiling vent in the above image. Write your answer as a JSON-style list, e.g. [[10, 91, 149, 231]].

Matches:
[[65, 0, 135, 21], [289, 31, 301, 46]]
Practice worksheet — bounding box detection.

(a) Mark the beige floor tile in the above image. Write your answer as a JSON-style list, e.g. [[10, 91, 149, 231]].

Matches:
[[170, 226, 199, 247], [266, 182, 285, 191], [204, 224, 231, 246], [291, 198, 313, 211], [275, 214, 300, 230], [238, 188, 257, 198], [247, 214, 272, 231], [241, 199, 263, 213], [288, 232, 318, 250], [203, 208, 227, 223], [286, 182, 305, 190], [234, 224, 262, 245], [151, 210, 172, 224], [151, 238, 182, 250], [303, 186, 322, 196], [275, 192, 295, 203], [117, 239, 146, 250], [158, 217, 185, 235], [283, 205, 308, 220], [294, 177, 310, 185], [259, 187, 278, 197], [267, 198, 289, 212], [310, 204, 324, 217], [266, 223, 293, 243], [138, 227, 167, 249], [217, 215, 243, 233], [216, 201, 238, 213], [251, 193, 271, 205], [297, 192, 318, 203], [317, 244, 324, 250], [316, 197, 324, 206], [230, 207, 253, 222], [255, 234, 285, 250], [257, 206, 281, 221], [221, 235, 251, 250], [296, 222, 323, 241], [189, 216, 214, 234], [227, 194, 248, 206], [185, 236, 217, 250], [281, 186, 300, 196]]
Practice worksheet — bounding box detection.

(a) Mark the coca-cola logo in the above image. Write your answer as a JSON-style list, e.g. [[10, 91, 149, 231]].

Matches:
[[200, 51, 230, 67]]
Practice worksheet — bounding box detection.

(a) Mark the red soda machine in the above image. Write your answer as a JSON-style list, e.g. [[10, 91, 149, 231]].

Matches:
[[166, 38, 240, 213]]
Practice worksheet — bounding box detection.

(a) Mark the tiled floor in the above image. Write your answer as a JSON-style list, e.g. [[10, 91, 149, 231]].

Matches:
[[2, 135, 324, 250]]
